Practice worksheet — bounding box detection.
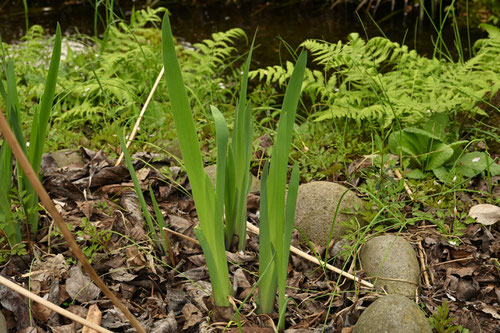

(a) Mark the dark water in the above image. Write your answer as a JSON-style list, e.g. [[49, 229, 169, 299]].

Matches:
[[0, 1, 487, 66]]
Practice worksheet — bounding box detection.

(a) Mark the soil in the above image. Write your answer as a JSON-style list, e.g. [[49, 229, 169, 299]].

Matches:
[[0, 148, 499, 332]]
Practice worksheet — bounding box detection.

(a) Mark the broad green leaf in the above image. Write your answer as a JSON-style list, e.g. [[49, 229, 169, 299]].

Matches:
[[406, 168, 427, 179], [433, 166, 453, 183], [424, 141, 453, 170], [454, 152, 499, 178]]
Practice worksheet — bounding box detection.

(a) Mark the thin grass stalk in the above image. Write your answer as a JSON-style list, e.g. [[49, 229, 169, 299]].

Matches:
[[162, 13, 231, 307], [149, 185, 169, 254], [0, 275, 112, 333], [116, 125, 162, 250]]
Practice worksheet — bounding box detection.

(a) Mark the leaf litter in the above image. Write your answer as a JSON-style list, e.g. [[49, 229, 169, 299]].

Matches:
[[0, 148, 498, 332]]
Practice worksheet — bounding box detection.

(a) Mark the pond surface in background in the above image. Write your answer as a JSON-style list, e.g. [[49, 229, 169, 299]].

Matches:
[[0, 1, 487, 66]]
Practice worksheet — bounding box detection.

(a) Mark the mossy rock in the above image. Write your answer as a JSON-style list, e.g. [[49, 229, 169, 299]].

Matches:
[[353, 294, 432, 333], [360, 235, 420, 298], [204, 164, 260, 193], [294, 181, 363, 246]]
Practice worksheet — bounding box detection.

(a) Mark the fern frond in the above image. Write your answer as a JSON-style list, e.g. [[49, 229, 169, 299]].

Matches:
[[251, 30, 500, 127]]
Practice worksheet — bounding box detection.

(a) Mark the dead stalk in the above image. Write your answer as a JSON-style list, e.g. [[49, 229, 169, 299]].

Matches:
[[115, 67, 165, 166], [0, 275, 111, 333], [0, 108, 147, 333]]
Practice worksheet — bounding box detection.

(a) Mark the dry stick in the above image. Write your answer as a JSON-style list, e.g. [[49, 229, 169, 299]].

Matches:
[[163, 227, 200, 245], [0, 109, 147, 333], [0, 275, 112, 333], [394, 169, 414, 200], [165, 222, 373, 289], [417, 241, 431, 288], [115, 66, 165, 166], [161, 227, 177, 266], [245, 223, 374, 289]]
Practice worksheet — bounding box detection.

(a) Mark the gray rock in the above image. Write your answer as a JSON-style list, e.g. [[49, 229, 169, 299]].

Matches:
[[353, 294, 432, 333], [204, 164, 260, 193], [50, 149, 85, 168], [294, 181, 363, 246], [360, 235, 420, 298], [0, 311, 6, 333]]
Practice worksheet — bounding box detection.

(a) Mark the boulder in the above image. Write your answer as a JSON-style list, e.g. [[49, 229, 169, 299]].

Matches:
[[294, 181, 363, 246], [360, 234, 420, 298], [353, 294, 432, 333]]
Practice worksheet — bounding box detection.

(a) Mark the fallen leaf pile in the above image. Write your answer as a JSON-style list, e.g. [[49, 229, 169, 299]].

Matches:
[[0, 148, 498, 332]]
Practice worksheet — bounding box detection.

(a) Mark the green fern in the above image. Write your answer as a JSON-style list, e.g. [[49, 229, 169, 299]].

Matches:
[[1, 8, 249, 152], [250, 28, 500, 127]]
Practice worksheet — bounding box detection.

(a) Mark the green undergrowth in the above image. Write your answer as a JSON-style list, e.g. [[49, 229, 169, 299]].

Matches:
[[1, 7, 498, 238], [0, 7, 246, 156], [250, 25, 500, 128]]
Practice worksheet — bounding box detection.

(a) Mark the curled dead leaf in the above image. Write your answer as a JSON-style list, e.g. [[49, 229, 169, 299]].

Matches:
[[469, 204, 500, 225]]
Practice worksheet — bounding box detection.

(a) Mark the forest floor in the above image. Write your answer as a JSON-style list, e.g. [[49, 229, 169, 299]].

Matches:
[[1, 147, 498, 332]]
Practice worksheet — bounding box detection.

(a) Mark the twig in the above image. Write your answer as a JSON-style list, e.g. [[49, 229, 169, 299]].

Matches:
[[246, 223, 374, 289], [417, 241, 431, 288], [432, 256, 474, 267], [0, 275, 111, 333], [394, 168, 414, 200], [161, 228, 177, 266], [0, 108, 147, 333], [115, 67, 165, 166], [163, 223, 374, 288], [163, 227, 200, 245]]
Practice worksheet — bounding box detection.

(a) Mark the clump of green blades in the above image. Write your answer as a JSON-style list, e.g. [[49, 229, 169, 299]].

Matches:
[[0, 24, 61, 247], [161, 12, 306, 323]]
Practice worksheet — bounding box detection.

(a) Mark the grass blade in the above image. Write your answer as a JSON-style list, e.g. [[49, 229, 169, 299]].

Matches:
[[211, 105, 229, 241], [116, 124, 160, 249], [22, 23, 61, 236], [258, 50, 306, 321], [162, 12, 231, 306], [149, 185, 169, 254], [277, 162, 300, 327], [227, 34, 255, 251], [257, 162, 276, 314]]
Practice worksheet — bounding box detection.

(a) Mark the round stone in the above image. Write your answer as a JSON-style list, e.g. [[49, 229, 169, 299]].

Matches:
[[294, 181, 364, 246], [360, 235, 420, 298], [353, 294, 432, 333]]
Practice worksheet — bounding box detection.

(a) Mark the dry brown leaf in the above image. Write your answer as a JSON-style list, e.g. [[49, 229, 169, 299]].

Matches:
[[65, 266, 101, 303], [82, 304, 102, 333], [468, 204, 500, 225], [181, 303, 202, 330]]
